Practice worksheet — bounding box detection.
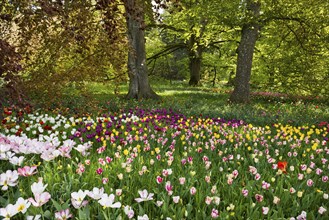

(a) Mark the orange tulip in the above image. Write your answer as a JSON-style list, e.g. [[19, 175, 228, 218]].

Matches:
[[277, 161, 288, 173]]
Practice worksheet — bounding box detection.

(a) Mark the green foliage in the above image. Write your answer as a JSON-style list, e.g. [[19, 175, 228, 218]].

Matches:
[[1, 0, 127, 103], [146, 29, 187, 80], [250, 0, 329, 97], [1, 0, 329, 103]]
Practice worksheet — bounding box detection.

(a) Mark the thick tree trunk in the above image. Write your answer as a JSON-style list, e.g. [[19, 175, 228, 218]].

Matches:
[[188, 34, 203, 86], [230, 0, 260, 103], [124, 0, 159, 100], [189, 56, 202, 86]]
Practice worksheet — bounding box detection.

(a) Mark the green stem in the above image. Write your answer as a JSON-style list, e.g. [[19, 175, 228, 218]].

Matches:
[[40, 207, 45, 220]]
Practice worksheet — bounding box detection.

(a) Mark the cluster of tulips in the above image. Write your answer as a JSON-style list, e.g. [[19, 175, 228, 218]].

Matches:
[[0, 107, 328, 219]]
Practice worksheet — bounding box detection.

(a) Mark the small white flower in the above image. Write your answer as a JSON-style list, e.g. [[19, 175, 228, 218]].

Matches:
[[98, 194, 121, 208], [296, 211, 307, 219], [0, 170, 19, 191], [26, 214, 41, 220], [14, 197, 31, 213], [124, 206, 134, 219], [212, 196, 220, 205], [88, 187, 104, 200], [273, 196, 280, 205], [135, 189, 154, 203], [0, 204, 19, 219], [172, 196, 180, 204], [31, 179, 48, 196], [156, 201, 163, 207], [71, 190, 88, 209], [262, 206, 269, 215], [318, 206, 327, 215], [137, 214, 149, 220]]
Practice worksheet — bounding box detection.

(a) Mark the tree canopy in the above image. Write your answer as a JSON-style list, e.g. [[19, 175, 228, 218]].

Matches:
[[1, 0, 328, 104]]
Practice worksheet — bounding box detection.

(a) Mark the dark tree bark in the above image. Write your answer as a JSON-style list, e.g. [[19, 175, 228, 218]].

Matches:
[[188, 34, 203, 86], [189, 56, 202, 86], [124, 0, 159, 99], [212, 66, 217, 87], [188, 18, 207, 86], [230, 0, 261, 103]]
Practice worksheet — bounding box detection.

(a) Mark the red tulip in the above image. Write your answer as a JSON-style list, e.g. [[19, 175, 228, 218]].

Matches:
[[277, 161, 288, 173]]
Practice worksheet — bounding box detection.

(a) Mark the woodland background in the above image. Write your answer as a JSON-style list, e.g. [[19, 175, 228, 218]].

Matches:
[[1, 0, 329, 107]]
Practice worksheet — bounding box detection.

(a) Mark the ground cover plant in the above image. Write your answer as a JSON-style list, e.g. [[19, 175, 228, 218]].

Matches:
[[1, 103, 329, 219]]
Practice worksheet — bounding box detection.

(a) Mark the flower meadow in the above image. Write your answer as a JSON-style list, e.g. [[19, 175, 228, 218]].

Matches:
[[1, 107, 329, 219]]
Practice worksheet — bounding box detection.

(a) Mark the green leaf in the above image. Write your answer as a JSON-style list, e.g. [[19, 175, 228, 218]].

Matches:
[[43, 210, 52, 219], [51, 199, 62, 211], [62, 199, 71, 210], [78, 207, 90, 220], [102, 210, 110, 220], [138, 203, 145, 215]]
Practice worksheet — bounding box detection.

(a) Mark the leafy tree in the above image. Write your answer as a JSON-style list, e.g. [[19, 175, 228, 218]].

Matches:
[[148, 0, 234, 86], [0, 39, 24, 105], [0, 0, 169, 102], [253, 0, 329, 98], [0, 2, 26, 106], [2, 0, 328, 105], [0, 0, 128, 104], [228, 0, 329, 102]]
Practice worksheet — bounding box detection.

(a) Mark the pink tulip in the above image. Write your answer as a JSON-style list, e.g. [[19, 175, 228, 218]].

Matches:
[[307, 179, 314, 187], [179, 177, 186, 185], [255, 194, 263, 202], [211, 208, 219, 218], [96, 168, 103, 175], [165, 181, 173, 195], [156, 176, 163, 184], [190, 187, 197, 195], [55, 208, 73, 220], [242, 189, 249, 197], [29, 192, 51, 207]]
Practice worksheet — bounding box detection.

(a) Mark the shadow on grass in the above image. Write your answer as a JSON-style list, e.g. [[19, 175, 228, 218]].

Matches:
[[26, 82, 329, 126]]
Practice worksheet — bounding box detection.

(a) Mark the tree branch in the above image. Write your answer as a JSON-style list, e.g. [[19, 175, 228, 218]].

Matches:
[[147, 43, 186, 63], [263, 16, 305, 25], [146, 23, 185, 32]]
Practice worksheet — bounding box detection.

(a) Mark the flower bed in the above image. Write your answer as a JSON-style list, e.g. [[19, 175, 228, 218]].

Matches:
[[1, 108, 328, 219]]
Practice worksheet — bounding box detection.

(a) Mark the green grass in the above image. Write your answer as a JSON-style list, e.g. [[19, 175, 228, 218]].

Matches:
[[28, 79, 329, 126]]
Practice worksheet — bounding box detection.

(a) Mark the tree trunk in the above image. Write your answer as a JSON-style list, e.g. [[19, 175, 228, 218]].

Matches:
[[124, 0, 159, 100], [229, 0, 260, 103], [268, 71, 275, 86], [189, 56, 202, 86], [212, 66, 217, 87], [188, 34, 203, 86], [227, 70, 235, 86]]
